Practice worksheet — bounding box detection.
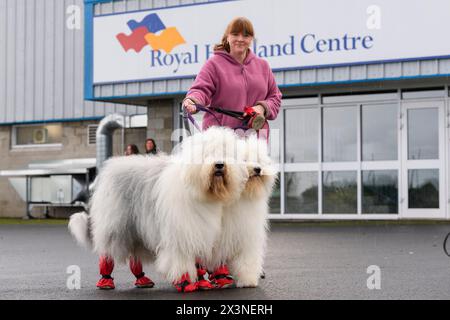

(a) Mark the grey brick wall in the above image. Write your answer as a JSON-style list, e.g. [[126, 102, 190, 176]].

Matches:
[[0, 121, 147, 218], [147, 100, 174, 154]]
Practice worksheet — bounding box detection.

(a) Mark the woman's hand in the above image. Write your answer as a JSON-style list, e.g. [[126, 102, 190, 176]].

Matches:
[[243, 105, 266, 117], [183, 98, 197, 114], [243, 105, 266, 130], [252, 105, 265, 116]]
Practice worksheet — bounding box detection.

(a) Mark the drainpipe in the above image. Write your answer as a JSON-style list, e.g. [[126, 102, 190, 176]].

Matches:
[[96, 113, 125, 173]]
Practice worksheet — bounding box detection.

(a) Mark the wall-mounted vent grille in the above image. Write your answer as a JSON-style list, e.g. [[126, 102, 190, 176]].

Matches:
[[87, 125, 98, 145]]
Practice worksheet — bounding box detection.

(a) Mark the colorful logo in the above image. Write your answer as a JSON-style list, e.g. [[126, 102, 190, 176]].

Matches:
[[116, 13, 186, 53]]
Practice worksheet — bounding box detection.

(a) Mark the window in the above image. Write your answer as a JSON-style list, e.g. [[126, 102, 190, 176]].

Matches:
[[407, 108, 439, 160], [322, 106, 357, 162], [362, 170, 398, 214], [12, 124, 63, 147], [362, 104, 398, 161], [322, 171, 357, 214], [285, 172, 318, 214], [285, 108, 319, 163], [408, 169, 439, 209], [269, 174, 281, 214]]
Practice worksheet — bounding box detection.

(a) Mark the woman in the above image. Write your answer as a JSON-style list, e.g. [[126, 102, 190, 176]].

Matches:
[[144, 138, 158, 155], [183, 17, 281, 136], [182, 17, 282, 290], [125, 144, 140, 156]]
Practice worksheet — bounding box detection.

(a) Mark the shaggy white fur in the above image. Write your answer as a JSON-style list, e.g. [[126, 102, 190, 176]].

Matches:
[[208, 133, 277, 288], [68, 127, 248, 284]]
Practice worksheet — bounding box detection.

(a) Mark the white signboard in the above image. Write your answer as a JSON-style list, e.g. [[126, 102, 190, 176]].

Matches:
[[92, 0, 450, 84]]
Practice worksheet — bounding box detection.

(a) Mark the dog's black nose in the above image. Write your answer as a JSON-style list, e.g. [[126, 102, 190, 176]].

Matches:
[[215, 162, 224, 170], [254, 167, 261, 175]]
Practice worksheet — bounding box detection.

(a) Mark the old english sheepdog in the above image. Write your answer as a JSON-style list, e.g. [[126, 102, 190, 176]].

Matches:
[[68, 127, 248, 292], [206, 133, 277, 288]]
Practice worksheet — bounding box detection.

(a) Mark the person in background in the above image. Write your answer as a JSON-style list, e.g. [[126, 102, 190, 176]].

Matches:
[[144, 138, 158, 155], [125, 144, 140, 156]]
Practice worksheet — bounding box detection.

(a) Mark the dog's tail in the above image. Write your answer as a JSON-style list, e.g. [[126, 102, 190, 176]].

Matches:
[[68, 211, 92, 249]]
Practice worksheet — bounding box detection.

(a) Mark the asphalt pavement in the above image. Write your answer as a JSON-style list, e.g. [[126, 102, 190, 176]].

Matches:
[[0, 221, 449, 300]]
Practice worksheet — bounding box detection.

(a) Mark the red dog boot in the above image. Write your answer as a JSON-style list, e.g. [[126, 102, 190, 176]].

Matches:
[[196, 263, 214, 290], [97, 256, 115, 290], [210, 264, 234, 289], [129, 257, 155, 288], [173, 273, 198, 293], [134, 274, 155, 288], [96, 275, 115, 290]]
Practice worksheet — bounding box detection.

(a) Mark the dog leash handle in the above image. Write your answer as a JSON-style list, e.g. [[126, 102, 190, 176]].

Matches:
[[184, 103, 268, 132]]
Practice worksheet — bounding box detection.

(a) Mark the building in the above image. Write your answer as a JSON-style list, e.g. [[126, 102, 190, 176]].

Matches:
[[0, 0, 148, 217], [1, 0, 450, 220]]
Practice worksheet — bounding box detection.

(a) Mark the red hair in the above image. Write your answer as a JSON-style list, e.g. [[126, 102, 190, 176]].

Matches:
[[214, 17, 255, 52]]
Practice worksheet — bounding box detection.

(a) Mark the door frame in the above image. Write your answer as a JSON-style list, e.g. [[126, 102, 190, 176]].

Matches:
[[400, 100, 446, 219]]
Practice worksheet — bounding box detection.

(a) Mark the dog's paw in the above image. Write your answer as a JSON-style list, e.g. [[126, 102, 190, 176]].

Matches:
[[235, 276, 259, 288]]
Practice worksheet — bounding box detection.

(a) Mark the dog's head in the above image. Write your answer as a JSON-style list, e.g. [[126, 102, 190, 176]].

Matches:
[[241, 134, 278, 200], [179, 127, 248, 202]]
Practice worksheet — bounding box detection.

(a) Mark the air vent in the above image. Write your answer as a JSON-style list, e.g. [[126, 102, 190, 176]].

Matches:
[[32, 128, 48, 144], [87, 125, 98, 145]]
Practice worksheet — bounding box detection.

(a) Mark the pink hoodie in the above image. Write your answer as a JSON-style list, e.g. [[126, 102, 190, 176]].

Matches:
[[186, 50, 282, 131]]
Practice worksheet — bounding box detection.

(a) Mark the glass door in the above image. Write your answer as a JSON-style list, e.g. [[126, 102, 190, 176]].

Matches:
[[401, 101, 446, 218]]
